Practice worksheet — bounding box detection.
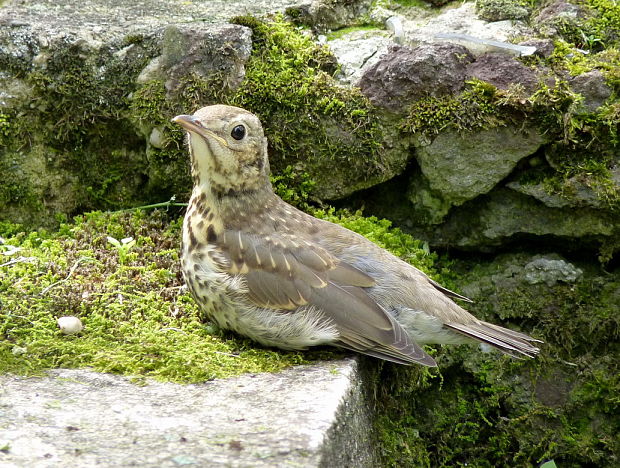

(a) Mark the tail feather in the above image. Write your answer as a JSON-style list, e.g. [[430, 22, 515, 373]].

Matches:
[[445, 321, 541, 358]]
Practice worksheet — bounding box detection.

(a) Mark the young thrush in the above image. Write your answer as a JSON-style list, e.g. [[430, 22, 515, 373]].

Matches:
[[173, 105, 540, 366]]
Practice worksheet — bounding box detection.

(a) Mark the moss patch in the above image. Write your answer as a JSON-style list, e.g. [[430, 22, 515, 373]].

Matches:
[[0, 210, 334, 382], [129, 14, 393, 201], [375, 255, 620, 467], [0, 205, 440, 383], [402, 71, 620, 214]]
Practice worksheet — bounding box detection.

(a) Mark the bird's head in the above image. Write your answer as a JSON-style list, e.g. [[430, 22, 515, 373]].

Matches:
[[172, 105, 270, 194]]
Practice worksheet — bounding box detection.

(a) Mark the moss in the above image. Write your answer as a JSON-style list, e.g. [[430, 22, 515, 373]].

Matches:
[[578, 0, 620, 49], [128, 14, 391, 201], [401, 79, 512, 137], [375, 255, 620, 467], [0, 205, 442, 383], [326, 24, 382, 41], [0, 34, 160, 226], [402, 70, 619, 212], [476, 0, 531, 22], [0, 210, 340, 382], [228, 15, 386, 188]]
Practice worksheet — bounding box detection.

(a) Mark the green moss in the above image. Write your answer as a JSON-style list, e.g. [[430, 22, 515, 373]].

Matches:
[[129, 14, 389, 200], [1, 206, 442, 383], [401, 79, 511, 136], [228, 15, 385, 184], [326, 25, 382, 41], [476, 0, 531, 22], [402, 71, 619, 212], [375, 255, 620, 467], [580, 0, 620, 49], [0, 210, 340, 382], [271, 165, 316, 210]]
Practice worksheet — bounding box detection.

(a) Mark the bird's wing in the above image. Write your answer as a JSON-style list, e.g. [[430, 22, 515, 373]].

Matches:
[[218, 228, 436, 366]]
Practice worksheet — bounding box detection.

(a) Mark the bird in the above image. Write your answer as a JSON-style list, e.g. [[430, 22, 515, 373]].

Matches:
[[172, 105, 540, 367]]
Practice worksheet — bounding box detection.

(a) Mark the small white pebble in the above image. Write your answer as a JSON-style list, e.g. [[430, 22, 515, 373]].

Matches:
[[12, 346, 27, 356], [57, 316, 84, 335]]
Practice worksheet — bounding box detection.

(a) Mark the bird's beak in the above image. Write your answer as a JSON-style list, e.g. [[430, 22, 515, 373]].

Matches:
[[171, 114, 227, 146]]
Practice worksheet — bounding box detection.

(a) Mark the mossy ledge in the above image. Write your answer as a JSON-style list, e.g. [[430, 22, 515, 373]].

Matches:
[[0, 205, 437, 383], [1, 14, 401, 228], [373, 254, 619, 467], [129, 13, 400, 204]]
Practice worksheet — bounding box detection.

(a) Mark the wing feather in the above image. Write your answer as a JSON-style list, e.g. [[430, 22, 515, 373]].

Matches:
[[216, 227, 433, 365]]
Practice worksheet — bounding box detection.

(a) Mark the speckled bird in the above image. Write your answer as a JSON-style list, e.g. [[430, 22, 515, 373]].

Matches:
[[172, 105, 540, 366]]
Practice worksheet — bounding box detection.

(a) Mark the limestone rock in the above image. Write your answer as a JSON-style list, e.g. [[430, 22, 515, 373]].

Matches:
[[518, 38, 555, 58], [0, 360, 379, 467], [422, 188, 618, 250], [359, 43, 474, 112], [0, 0, 302, 227], [403, 2, 533, 56], [475, 0, 531, 22], [287, 0, 373, 31], [149, 24, 252, 93], [524, 256, 583, 286], [534, 0, 586, 38], [507, 171, 619, 211], [327, 29, 391, 85], [412, 126, 545, 211]]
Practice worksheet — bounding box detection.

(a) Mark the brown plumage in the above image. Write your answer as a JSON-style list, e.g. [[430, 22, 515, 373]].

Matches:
[[173, 105, 541, 367]]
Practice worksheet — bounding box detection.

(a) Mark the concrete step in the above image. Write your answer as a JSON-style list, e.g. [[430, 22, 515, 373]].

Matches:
[[0, 359, 378, 467]]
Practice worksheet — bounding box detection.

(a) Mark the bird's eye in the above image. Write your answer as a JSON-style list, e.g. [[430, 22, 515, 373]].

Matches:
[[231, 125, 246, 141]]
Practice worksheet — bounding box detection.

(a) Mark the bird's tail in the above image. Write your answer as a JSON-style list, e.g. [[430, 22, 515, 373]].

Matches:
[[445, 321, 541, 358]]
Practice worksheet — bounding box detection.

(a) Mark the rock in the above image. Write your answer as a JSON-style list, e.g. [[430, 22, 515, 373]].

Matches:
[[475, 0, 531, 22], [411, 126, 545, 213], [421, 188, 618, 250], [0, 0, 311, 228], [407, 171, 453, 225], [153, 24, 252, 93], [327, 29, 391, 85], [534, 0, 586, 38], [359, 43, 474, 112], [524, 256, 583, 286], [57, 316, 84, 334], [569, 70, 613, 113], [287, 0, 373, 31], [535, 0, 584, 23], [466, 52, 539, 93], [0, 360, 380, 467], [507, 173, 618, 210], [518, 38, 555, 58], [403, 2, 533, 56]]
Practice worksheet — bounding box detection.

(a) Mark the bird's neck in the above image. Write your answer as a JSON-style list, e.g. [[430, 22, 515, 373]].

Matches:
[[188, 179, 279, 229]]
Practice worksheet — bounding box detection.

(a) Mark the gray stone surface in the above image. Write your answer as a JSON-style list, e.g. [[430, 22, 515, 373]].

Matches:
[[403, 2, 533, 56], [475, 0, 531, 22], [1, 0, 296, 36], [569, 70, 613, 113], [327, 29, 391, 85], [507, 166, 620, 210], [0, 359, 379, 468], [524, 256, 583, 286], [290, 0, 373, 32], [421, 188, 618, 250], [412, 126, 545, 210], [534, 0, 586, 38]]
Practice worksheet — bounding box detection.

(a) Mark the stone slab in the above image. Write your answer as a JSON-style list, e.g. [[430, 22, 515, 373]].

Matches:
[[0, 359, 377, 468]]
